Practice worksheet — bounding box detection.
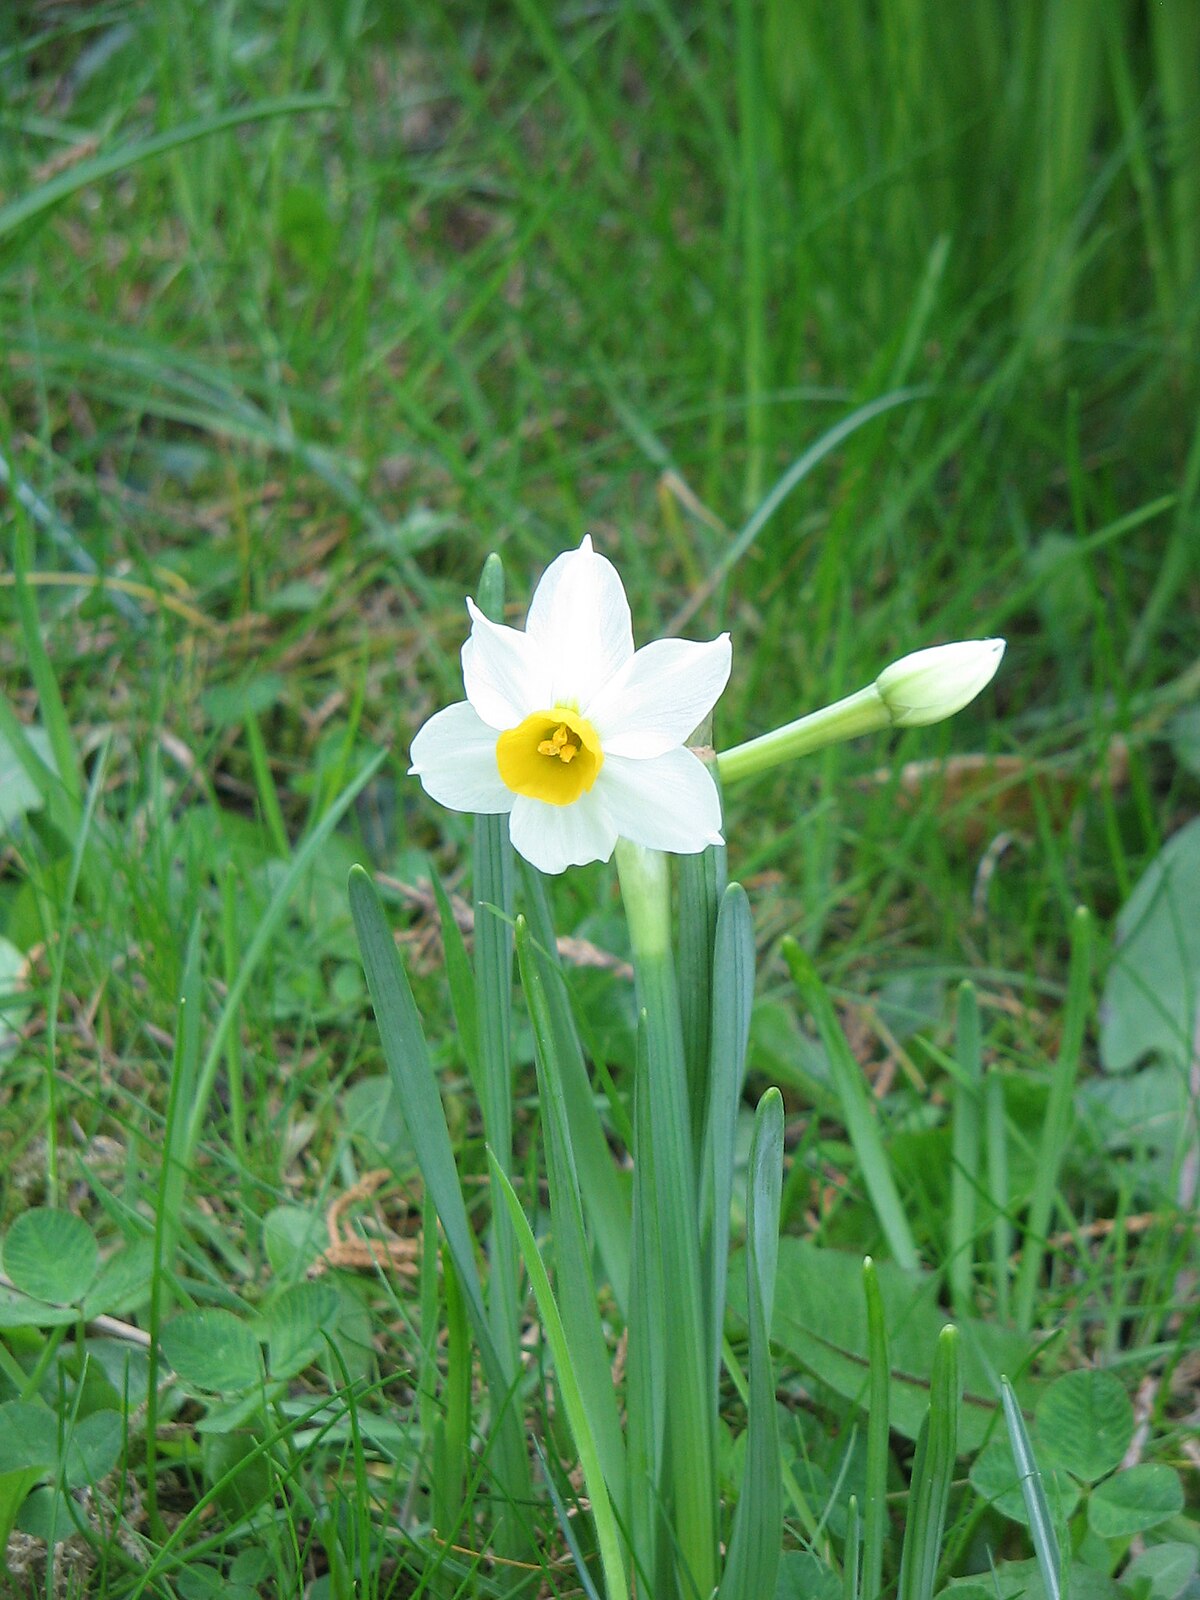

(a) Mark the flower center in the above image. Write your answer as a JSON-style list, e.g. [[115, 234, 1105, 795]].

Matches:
[[496, 707, 604, 806]]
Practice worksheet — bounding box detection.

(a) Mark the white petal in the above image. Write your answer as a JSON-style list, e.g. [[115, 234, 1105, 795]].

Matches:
[[409, 702, 514, 814], [461, 599, 552, 730], [598, 749, 724, 853], [525, 537, 634, 707], [508, 791, 619, 874], [587, 634, 732, 758]]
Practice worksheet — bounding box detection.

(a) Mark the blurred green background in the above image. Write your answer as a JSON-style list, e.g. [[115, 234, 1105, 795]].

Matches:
[[2, 0, 1198, 973]]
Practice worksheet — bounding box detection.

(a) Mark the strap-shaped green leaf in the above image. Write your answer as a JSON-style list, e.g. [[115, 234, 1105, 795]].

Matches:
[[349, 867, 508, 1408], [617, 840, 717, 1600], [897, 1326, 960, 1600], [677, 834, 726, 1148], [699, 883, 755, 1398], [1001, 1375, 1062, 1600], [720, 1088, 784, 1600], [625, 1029, 667, 1599], [515, 915, 627, 1515]]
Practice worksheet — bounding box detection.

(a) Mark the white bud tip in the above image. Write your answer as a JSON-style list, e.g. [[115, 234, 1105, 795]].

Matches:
[[875, 638, 1006, 728]]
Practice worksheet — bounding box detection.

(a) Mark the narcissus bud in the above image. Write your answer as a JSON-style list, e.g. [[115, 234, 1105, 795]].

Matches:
[[875, 639, 1006, 727], [716, 638, 1005, 787]]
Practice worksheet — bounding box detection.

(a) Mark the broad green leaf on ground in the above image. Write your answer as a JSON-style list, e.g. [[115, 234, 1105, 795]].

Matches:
[[734, 1239, 1038, 1452], [81, 1238, 155, 1318], [2, 1208, 99, 1304], [317, 1279, 376, 1386], [0, 1403, 58, 1474], [1100, 818, 1200, 1072], [1123, 1544, 1198, 1600], [1078, 1064, 1186, 1158], [62, 1410, 124, 1489], [15, 1486, 77, 1544], [1028, 532, 1099, 643], [0, 936, 30, 1054], [262, 1205, 327, 1283], [0, 1284, 76, 1327], [939, 1560, 1118, 1600], [1088, 1465, 1184, 1538], [81, 1339, 152, 1412], [200, 674, 285, 729], [870, 971, 947, 1043], [262, 1280, 342, 1379], [748, 1000, 836, 1109], [161, 1308, 262, 1394], [969, 1437, 1081, 1525], [775, 1551, 841, 1600], [173, 1564, 259, 1600], [341, 1074, 412, 1164], [195, 1392, 269, 1438], [1036, 1369, 1133, 1483], [1168, 705, 1200, 780], [0, 724, 55, 829]]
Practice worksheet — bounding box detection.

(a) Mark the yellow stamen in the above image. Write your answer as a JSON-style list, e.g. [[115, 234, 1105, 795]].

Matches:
[[537, 724, 579, 762], [497, 708, 603, 805]]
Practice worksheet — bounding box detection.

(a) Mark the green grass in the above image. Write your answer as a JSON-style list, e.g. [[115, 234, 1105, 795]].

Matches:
[[0, 0, 1198, 1594]]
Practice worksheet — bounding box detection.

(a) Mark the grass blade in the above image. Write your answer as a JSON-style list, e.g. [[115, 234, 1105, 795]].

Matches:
[[182, 753, 384, 1164], [144, 914, 203, 1540], [352, 861, 536, 1542], [734, 0, 769, 509], [0, 96, 339, 242], [1013, 907, 1092, 1331], [349, 866, 488, 1341], [949, 982, 982, 1318], [784, 940, 918, 1271], [985, 1069, 1011, 1324], [668, 388, 925, 634], [11, 516, 79, 805]]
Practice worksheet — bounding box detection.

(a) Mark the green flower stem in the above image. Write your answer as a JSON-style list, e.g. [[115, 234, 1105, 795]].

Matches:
[[716, 685, 888, 786], [616, 840, 716, 1600], [616, 838, 673, 959], [472, 554, 530, 1552]]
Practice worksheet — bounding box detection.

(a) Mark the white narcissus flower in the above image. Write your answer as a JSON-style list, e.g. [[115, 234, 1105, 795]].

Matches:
[[409, 537, 732, 875]]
